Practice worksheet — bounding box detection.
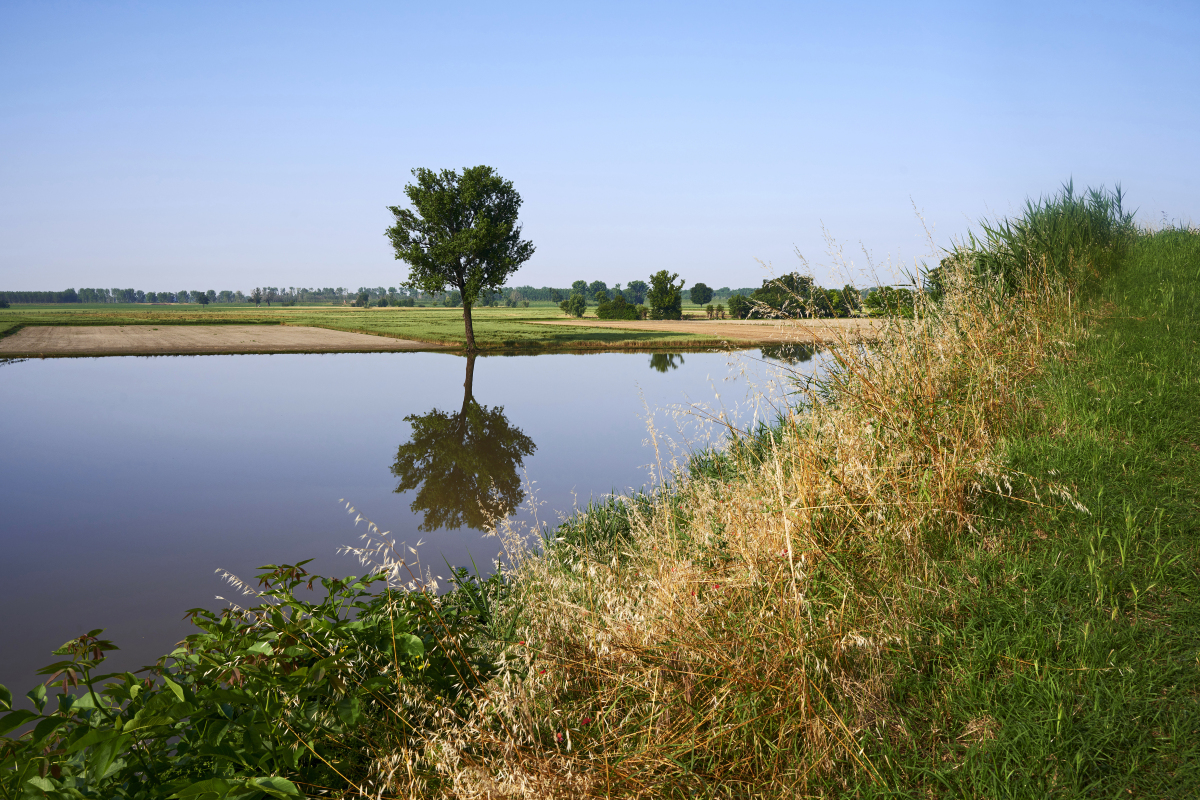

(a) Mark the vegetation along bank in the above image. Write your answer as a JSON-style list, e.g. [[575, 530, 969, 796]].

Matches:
[[3, 184, 1198, 798]]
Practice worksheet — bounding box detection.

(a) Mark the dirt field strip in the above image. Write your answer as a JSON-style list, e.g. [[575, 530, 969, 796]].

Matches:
[[528, 317, 880, 344], [0, 325, 446, 357]]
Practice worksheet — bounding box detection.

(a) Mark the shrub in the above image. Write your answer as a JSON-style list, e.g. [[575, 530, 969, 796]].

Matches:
[[595, 294, 639, 320]]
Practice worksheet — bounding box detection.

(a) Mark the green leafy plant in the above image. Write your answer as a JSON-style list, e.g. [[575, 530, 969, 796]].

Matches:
[[0, 546, 511, 799]]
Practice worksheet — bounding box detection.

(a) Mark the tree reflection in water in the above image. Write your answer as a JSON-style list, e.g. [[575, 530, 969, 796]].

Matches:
[[390, 354, 536, 532], [760, 343, 817, 363], [648, 353, 685, 372]]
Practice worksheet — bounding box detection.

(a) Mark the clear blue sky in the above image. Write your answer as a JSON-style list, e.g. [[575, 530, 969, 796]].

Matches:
[[2, 0, 1197, 292]]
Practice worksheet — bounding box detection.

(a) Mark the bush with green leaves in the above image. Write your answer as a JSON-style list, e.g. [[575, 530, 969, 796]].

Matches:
[[0, 560, 511, 799], [595, 293, 638, 320]]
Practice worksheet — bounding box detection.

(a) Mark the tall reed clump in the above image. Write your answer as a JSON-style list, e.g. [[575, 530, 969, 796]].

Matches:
[[958, 180, 1136, 295], [380, 186, 1135, 798]]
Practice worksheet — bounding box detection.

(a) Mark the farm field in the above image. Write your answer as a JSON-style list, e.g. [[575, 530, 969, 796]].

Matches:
[[0, 303, 847, 353]]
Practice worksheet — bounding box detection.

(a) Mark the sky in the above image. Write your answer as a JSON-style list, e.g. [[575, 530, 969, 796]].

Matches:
[[2, 0, 1197, 293]]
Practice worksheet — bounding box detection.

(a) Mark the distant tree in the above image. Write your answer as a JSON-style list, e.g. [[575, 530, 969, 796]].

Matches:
[[178, 290, 190, 303], [750, 273, 814, 318], [727, 294, 751, 319], [386, 165, 535, 352], [376, 296, 389, 307], [690, 282, 714, 305], [251, 288, 263, 307], [391, 354, 536, 531], [206, 290, 217, 304], [194, 291, 209, 305], [560, 293, 586, 317], [705, 303, 715, 319], [588, 280, 609, 301], [571, 280, 589, 300], [625, 280, 648, 305], [646, 270, 685, 320], [842, 284, 862, 314], [145, 292, 157, 303], [0, 294, 8, 309], [354, 290, 370, 307], [550, 288, 564, 303], [715, 303, 725, 319], [265, 288, 278, 307]]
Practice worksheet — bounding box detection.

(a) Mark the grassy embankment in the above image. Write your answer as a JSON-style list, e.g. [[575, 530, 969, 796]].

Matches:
[[427, 192, 1200, 797], [0, 303, 727, 351], [5, 188, 1197, 798]]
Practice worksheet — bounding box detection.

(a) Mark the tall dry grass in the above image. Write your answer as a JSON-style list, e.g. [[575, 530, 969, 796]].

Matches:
[[369, 218, 1108, 797]]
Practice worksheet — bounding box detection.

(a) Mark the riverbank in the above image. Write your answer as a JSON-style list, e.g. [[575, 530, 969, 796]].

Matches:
[[7, 191, 1197, 798], [0, 305, 852, 353], [439, 202, 1200, 796]]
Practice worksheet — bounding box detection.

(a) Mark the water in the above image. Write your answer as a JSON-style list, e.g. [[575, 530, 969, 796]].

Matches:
[[0, 347, 824, 692]]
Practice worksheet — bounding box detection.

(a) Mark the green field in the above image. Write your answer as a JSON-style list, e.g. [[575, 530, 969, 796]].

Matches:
[[0, 303, 722, 350]]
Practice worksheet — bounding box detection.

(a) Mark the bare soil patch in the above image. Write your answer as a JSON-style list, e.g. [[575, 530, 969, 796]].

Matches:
[[0, 325, 443, 357], [530, 317, 879, 344]]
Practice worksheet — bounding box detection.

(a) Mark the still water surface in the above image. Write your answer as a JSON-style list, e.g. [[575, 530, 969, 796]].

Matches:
[[0, 348, 823, 691]]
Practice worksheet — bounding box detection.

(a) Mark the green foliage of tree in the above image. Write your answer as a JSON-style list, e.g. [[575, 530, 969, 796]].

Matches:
[[726, 293, 751, 319], [570, 280, 589, 301], [354, 290, 370, 307], [689, 282, 714, 305], [385, 166, 534, 352], [193, 291, 209, 305], [646, 270, 684, 320], [391, 355, 536, 532], [559, 293, 586, 318], [863, 286, 915, 317], [624, 280, 648, 305], [750, 273, 814, 318], [595, 293, 639, 320]]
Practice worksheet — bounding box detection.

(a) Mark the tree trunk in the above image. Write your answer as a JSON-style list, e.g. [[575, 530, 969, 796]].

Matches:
[[462, 301, 477, 352], [461, 352, 476, 414]]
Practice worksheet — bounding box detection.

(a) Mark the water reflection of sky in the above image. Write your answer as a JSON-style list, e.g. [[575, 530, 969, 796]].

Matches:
[[0, 348, 825, 691]]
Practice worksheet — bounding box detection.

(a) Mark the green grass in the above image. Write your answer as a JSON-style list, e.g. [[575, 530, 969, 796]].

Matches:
[[863, 229, 1200, 797], [0, 304, 726, 351]]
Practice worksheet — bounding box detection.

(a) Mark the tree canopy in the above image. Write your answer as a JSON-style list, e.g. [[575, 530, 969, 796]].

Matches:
[[647, 270, 684, 320], [689, 282, 714, 305], [386, 166, 534, 351]]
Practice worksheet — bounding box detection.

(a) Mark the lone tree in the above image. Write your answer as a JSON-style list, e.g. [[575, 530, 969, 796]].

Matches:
[[386, 166, 535, 352], [689, 282, 714, 306], [647, 269, 685, 320]]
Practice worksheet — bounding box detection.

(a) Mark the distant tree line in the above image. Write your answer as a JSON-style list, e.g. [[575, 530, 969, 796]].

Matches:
[[1, 278, 913, 318]]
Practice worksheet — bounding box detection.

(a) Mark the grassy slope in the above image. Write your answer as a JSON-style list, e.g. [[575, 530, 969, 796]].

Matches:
[[0, 305, 719, 350], [873, 230, 1200, 797]]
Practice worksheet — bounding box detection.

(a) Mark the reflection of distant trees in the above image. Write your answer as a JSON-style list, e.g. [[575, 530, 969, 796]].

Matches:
[[390, 355, 536, 532], [648, 353, 685, 373], [760, 344, 817, 364]]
